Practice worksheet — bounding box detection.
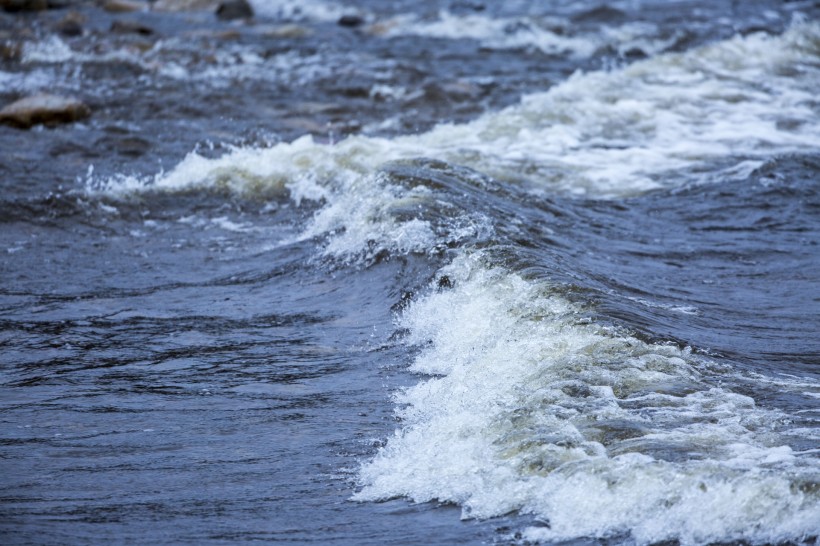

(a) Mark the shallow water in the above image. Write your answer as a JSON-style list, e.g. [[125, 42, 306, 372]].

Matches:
[[1, 1, 819, 544]]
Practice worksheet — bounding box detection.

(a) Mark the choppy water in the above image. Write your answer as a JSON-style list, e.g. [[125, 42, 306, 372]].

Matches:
[[2, 1, 819, 544]]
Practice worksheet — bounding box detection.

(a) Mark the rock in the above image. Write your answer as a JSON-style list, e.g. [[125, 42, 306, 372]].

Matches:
[[451, 1, 485, 13], [338, 14, 364, 28], [252, 24, 311, 39], [0, 94, 90, 129], [1, 0, 48, 11], [56, 19, 83, 36], [55, 11, 84, 36], [571, 5, 626, 24], [215, 0, 252, 20], [102, 0, 146, 13], [621, 47, 648, 60], [151, 0, 218, 12], [0, 41, 21, 61], [94, 135, 151, 157], [2, 0, 84, 10], [110, 19, 153, 35]]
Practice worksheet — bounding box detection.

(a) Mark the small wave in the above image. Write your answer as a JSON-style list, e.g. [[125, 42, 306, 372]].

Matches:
[[21, 35, 141, 66], [248, 0, 348, 23], [353, 252, 820, 545], [89, 22, 820, 261], [377, 11, 679, 59]]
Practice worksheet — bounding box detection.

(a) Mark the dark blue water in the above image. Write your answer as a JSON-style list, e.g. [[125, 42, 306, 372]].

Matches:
[[1, 1, 819, 544]]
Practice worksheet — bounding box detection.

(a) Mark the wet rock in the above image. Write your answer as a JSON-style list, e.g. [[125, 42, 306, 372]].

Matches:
[[110, 19, 153, 35], [2, 0, 87, 10], [740, 25, 775, 37], [253, 24, 312, 39], [0, 40, 21, 61], [48, 139, 96, 158], [215, 0, 252, 20], [152, 0, 218, 12], [55, 12, 84, 36], [0, 94, 90, 129], [451, 1, 485, 13], [571, 5, 626, 24], [94, 135, 151, 157], [1, 0, 48, 11], [621, 47, 648, 60], [338, 14, 364, 28], [102, 0, 146, 12], [57, 22, 83, 37]]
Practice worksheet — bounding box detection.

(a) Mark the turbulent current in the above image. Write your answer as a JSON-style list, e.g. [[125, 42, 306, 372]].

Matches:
[[2, 1, 819, 545]]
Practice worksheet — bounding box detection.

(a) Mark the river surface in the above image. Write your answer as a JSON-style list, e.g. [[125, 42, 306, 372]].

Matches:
[[1, 1, 819, 544]]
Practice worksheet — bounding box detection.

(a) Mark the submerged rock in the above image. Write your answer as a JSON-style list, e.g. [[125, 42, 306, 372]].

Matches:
[[55, 11, 84, 36], [152, 0, 218, 12], [338, 15, 364, 28], [571, 5, 627, 23], [110, 19, 153, 35], [2, 0, 87, 11], [1, 0, 48, 11], [253, 24, 312, 39], [216, 0, 252, 20], [102, 0, 146, 12], [0, 40, 21, 61], [0, 94, 90, 129]]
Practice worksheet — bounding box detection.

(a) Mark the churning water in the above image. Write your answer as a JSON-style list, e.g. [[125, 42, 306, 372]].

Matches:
[[1, 1, 819, 544]]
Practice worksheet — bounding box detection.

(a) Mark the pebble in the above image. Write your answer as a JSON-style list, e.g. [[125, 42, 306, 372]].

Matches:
[[0, 94, 90, 129]]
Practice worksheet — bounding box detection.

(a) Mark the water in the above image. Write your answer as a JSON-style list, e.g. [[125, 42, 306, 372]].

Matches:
[[1, 1, 819, 544]]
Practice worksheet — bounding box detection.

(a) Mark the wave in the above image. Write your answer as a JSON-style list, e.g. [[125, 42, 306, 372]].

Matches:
[[375, 10, 681, 59], [353, 253, 820, 545], [90, 20, 819, 212], [77, 22, 820, 543]]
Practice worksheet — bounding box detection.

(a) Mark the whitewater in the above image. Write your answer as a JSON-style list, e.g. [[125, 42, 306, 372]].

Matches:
[[2, 1, 818, 544]]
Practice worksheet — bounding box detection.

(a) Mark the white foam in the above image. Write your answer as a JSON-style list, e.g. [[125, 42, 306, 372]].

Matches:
[[379, 11, 597, 57], [21, 35, 139, 66], [248, 0, 348, 22], [91, 22, 820, 257], [21, 35, 75, 64], [354, 253, 820, 544], [17, 34, 337, 91], [378, 11, 683, 59], [150, 43, 363, 90], [0, 69, 62, 93]]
